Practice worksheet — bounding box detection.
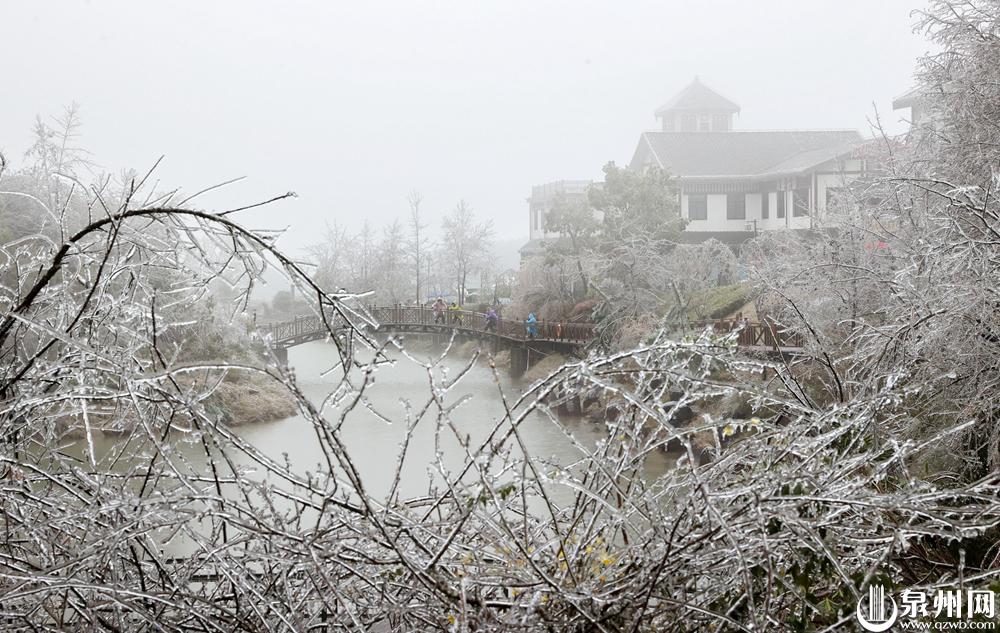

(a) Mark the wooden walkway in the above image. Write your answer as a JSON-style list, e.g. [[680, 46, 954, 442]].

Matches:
[[255, 306, 805, 356], [256, 306, 594, 350]]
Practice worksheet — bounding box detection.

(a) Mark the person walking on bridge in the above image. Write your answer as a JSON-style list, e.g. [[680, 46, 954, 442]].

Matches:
[[449, 302, 463, 325], [484, 307, 498, 333], [432, 297, 447, 324], [525, 312, 538, 339]]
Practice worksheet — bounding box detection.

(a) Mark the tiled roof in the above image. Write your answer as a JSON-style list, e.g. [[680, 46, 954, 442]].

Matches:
[[755, 143, 861, 178], [633, 129, 863, 178], [655, 79, 740, 115]]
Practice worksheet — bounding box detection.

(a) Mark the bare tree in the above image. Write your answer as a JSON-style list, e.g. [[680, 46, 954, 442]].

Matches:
[[307, 220, 352, 291], [377, 218, 408, 303], [354, 219, 376, 292], [440, 199, 493, 304], [22, 103, 93, 214], [407, 190, 430, 304]]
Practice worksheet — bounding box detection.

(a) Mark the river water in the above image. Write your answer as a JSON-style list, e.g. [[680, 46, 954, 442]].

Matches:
[[63, 338, 674, 554], [235, 339, 673, 498]]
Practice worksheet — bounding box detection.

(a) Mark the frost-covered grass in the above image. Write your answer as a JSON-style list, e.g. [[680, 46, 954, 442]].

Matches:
[[685, 283, 754, 321]]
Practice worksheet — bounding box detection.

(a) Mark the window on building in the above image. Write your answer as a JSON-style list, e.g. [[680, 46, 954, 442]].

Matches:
[[726, 194, 746, 220], [761, 193, 770, 219], [688, 194, 707, 221], [777, 193, 786, 218], [680, 114, 696, 132], [712, 114, 729, 131], [793, 188, 810, 217], [698, 115, 711, 132]]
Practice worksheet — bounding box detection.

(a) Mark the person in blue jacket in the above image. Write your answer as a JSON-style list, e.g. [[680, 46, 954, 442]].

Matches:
[[525, 312, 538, 339]]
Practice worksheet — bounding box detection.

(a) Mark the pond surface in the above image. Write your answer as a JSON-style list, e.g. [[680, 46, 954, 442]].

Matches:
[[235, 339, 674, 499], [61, 337, 674, 555]]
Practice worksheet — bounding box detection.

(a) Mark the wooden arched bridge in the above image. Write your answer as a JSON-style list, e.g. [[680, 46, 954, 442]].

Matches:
[[256, 306, 805, 377]]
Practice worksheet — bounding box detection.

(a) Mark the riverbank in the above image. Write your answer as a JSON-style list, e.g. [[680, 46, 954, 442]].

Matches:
[[52, 370, 298, 441], [205, 372, 298, 425]]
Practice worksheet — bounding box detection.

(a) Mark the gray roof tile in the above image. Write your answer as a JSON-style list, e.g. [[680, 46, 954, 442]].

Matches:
[[635, 129, 863, 178]]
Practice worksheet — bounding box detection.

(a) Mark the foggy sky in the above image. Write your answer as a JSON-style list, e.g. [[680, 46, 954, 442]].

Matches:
[[2, 1, 930, 250]]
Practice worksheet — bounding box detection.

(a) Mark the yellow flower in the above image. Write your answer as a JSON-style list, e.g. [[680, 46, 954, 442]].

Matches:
[[600, 554, 616, 566], [722, 424, 736, 438], [447, 614, 456, 625]]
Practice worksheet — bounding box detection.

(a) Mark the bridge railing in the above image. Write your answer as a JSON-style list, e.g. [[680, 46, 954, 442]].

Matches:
[[253, 306, 801, 350], [368, 305, 595, 343], [256, 314, 331, 345], [686, 318, 805, 349]]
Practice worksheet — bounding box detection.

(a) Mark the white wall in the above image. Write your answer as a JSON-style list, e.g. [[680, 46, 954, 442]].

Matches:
[[746, 193, 762, 224], [683, 190, 812, 232], [680, 162, 867, 235], [757, 191, 785, 230], [682, 192, 758, 232]]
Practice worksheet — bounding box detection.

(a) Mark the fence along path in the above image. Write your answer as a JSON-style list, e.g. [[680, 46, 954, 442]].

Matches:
[[685, 317, 805, 351]]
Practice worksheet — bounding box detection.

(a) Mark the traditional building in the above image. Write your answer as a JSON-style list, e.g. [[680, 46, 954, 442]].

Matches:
[[521, 79, 869, 262], [630, 78, 867, 245]]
